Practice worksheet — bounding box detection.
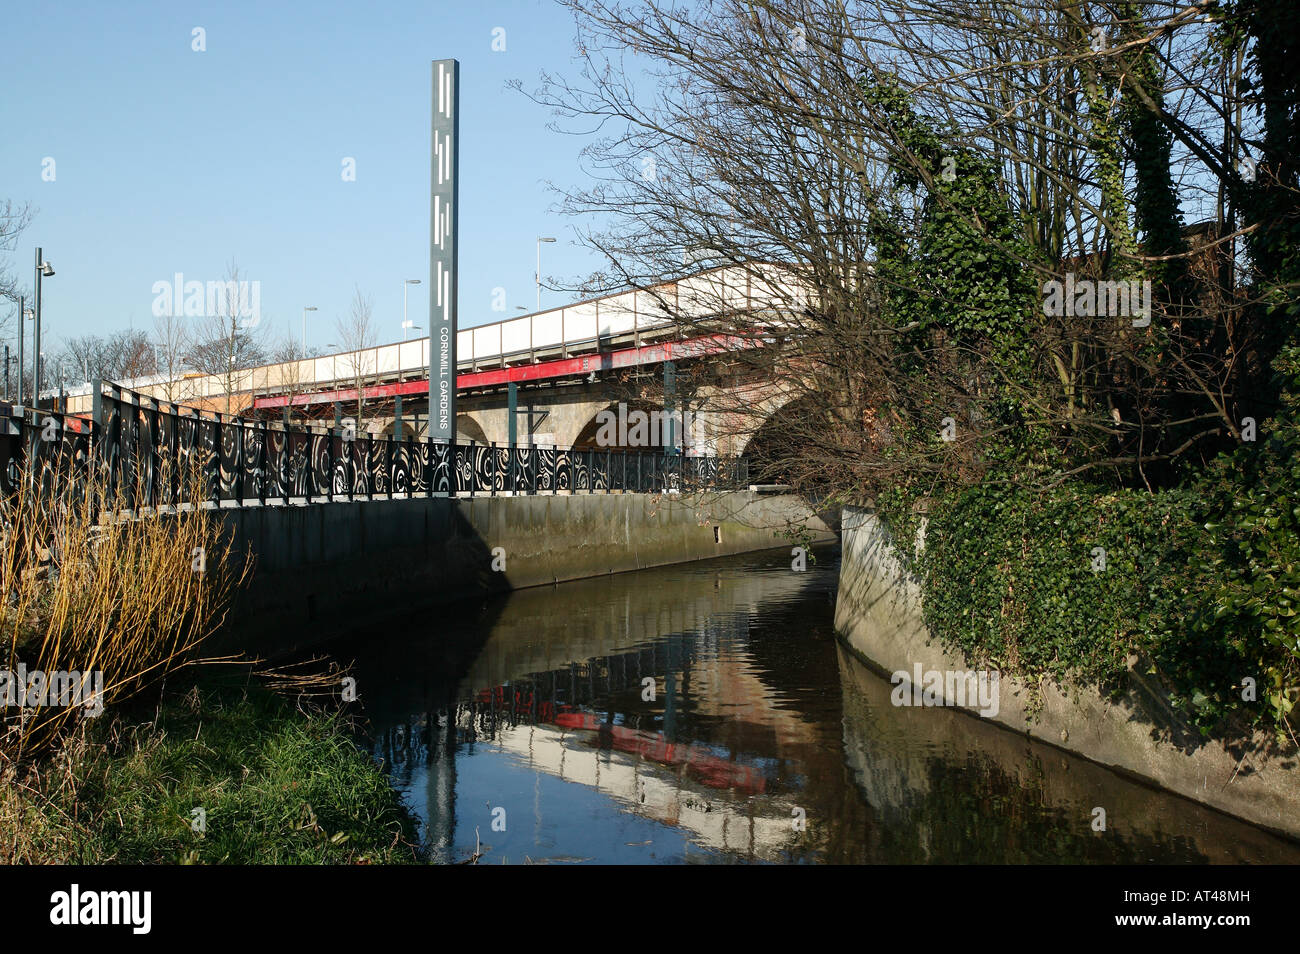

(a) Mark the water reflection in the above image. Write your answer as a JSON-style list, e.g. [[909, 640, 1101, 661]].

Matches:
[[329, 547, 1300, 864]]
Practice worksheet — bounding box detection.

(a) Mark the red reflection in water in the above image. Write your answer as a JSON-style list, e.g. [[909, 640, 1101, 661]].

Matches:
[[554, 710, 766, 794]]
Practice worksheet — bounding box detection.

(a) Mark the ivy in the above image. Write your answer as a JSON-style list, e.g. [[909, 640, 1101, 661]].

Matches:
[[913, 363, 1300, 739]]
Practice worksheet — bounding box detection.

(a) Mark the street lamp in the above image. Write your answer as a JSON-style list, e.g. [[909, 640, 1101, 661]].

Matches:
[[536, 237, 556, 311], [3, 347, 15, 401], [302, 306, 317, 353], [403, 279, 421, 339], [33, 249, 54, 409], [15, 297, 27, 405]]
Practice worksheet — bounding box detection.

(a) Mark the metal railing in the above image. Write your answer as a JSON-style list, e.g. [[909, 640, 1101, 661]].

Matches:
[[2, 383, 749, 511]]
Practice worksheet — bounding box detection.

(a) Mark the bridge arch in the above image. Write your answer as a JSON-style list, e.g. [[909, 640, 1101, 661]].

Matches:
[[570, 398, 679, 452], [737, 390, 816, 484], [456, 413, 489, 443]]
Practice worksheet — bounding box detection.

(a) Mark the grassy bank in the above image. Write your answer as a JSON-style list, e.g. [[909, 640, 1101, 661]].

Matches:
[[0, 681, 420, 864]]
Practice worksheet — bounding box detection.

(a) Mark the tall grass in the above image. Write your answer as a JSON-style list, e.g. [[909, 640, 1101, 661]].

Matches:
[[0, 453, 249, 759]]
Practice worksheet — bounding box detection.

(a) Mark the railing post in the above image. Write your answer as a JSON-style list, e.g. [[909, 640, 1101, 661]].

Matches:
[[146, 394, 160, 508], [190, 410, 202, 505], [348, 431, 356, 502], [211, 415, 222, 506], [447, 439, 456, 499], [258, 419, 267, 506], [508, 439, 516, 495], [304, 425, 315, 502], [123, 389, 136, 513], [232, 416, 241, 507], [530, 444, 537, 496], [365, 431, 373, 500], [170, 404, 180, 508], [282, 412, 291, 506], [327, 425, 335, 503], [404, 433, 412, 497], [490, 441, 497, 496], [90, 379, 104, 486], [468, 439, 475, 498]]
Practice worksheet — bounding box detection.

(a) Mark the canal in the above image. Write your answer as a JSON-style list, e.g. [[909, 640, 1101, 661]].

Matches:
[[328, 544, 1300, 864]]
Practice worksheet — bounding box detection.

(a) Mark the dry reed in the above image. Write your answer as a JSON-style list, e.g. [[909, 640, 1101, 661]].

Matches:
[[0, 452, 249, 760]]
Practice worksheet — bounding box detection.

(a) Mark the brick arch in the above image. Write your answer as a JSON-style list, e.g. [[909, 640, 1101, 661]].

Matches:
[[455, 413, 489, 443], [569, 398, 675, 451]]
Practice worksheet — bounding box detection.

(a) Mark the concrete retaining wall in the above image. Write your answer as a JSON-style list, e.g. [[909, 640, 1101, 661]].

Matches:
[[214, 491, 833, 655], [834, 506, 1300, 841]]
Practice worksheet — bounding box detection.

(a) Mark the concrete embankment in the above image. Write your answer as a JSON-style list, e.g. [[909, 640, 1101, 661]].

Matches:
[[834, 506, 1300, 841], [214, 490, 833, 655]]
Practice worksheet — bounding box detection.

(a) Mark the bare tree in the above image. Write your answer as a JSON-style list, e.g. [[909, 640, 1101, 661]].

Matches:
[[1, 199, 36, 388], [334, 286, 377, 433], [59, 330, 156, 385], [152, 311, 192, 403], [0, 199, 35, 306], [185, 258, 269, 414], [518, 0, 1293, 500], [268, 337, 323, 425]]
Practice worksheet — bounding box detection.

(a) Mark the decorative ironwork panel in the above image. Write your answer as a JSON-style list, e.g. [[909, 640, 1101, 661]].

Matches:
[[1, 384, 750, 515]]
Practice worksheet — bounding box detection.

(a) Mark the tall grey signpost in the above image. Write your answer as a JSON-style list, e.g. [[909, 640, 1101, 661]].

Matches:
[[430, 58, 459, 443]]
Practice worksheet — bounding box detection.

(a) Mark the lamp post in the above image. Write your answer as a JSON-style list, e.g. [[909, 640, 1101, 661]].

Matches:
[[536, 237, 556, 312], [302, 306, 317, 354], [403, 278, 421, 339], [16, 297, 26, 405], [33, 250, 54, 410]]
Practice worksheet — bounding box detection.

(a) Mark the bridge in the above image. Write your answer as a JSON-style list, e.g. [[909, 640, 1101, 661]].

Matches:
[[57, 263, 808, 458], [4, 261, 830, 651]]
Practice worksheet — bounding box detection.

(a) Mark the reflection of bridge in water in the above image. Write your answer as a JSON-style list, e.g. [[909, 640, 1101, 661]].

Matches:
[[344, 545, 1300, 864], [373, 616, 820, 862]]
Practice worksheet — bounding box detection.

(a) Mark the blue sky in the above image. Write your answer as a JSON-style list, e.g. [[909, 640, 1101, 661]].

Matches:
[[0, 0, 613, 355]]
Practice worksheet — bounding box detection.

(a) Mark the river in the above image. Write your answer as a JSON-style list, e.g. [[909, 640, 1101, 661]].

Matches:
[[328, 544, 1300, 864]]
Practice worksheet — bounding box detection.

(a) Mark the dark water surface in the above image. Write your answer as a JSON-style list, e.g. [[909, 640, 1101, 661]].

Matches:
[[330, 545, 1300, 864]]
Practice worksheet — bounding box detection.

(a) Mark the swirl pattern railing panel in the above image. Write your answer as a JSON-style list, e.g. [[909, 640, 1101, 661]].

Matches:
[[1, 382, 750, 512], [0, 405, 97, 504]]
